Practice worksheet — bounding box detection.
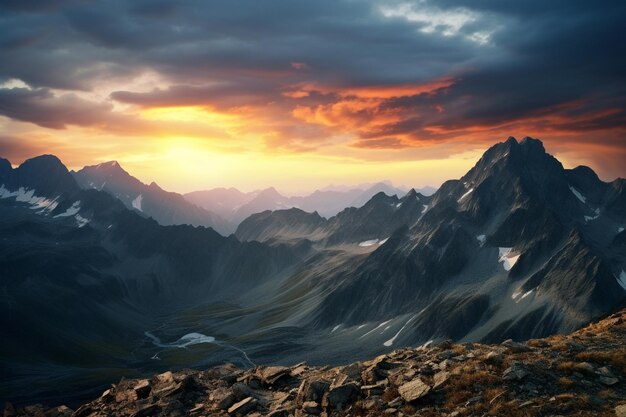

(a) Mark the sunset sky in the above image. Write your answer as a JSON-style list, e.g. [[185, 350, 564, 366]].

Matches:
[[0, 0, 625, 194]]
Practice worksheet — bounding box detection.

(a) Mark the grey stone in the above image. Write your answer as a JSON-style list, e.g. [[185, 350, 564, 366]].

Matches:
[[599, 376, 619, 386], [323, 383, 360, 410]]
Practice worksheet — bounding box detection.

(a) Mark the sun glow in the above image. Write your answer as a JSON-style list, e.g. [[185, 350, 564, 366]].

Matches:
[[140, 106, 242, 129]]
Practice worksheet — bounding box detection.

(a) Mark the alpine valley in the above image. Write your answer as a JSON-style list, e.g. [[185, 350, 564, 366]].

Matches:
[[1, 137, 625, 410]]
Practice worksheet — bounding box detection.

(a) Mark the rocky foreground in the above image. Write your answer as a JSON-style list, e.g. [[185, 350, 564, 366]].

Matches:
[[7, 310, 626, 417]]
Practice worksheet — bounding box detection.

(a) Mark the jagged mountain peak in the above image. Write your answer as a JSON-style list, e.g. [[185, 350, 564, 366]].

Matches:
[[257, 186, 283, 198], [404, 188, 418, 199], [9, 154, 79, 197], [96, 160, 121, 169], [20, 154, 68, 172], [83, 160, 131, 178], [368, 190, 397, 203], [436, 137, 573, 217], [148, 181, 163, 191]]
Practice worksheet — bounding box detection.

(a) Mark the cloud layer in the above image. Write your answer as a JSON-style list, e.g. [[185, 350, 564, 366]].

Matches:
[[0, 0, 625, 187]]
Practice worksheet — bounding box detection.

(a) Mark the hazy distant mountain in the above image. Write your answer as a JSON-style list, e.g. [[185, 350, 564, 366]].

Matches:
[[185, 181, 414, 224], [236, 189, 432, 246], [1, 137, 625, 407], [73, 161, 232, 234]]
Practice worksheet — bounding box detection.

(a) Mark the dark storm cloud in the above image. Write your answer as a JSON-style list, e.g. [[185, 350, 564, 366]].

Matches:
[[111, 82, 278, 110], [0, 87, 114, 129], [0, 0, 624, 158]]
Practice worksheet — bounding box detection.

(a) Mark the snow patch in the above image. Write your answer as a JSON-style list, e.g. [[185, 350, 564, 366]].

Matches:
[[584, 208, 600, 223], [331, 325, 341, 333], [359, 239, 379, 247], [384, 316, 416, 347], [512, 288, 534, 303], [132, 194, 143, 211], [360, 320, 391, 338], [498, 247, 520, 271], [421, 204, 429, 213], [54, 201, 81, 217], [476, 235, 486, 245], [617, 271, 626, 291], [396, 202, 402, 208], [145, 331, 255, 366], [0, 185, 59, 214], [379, 237, 389, 245], [569, 186, 586, 203], [418, 340, 434, 349], [75, 214, 90, 228], [146, 331, 215, 348], [618, 227, 624, 233], [458, 188, 474, 202]]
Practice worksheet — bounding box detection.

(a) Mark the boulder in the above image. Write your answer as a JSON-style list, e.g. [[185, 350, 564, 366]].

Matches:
[[259, 366, 291, 385], [501, 339, 531, 353], [599, 376, 619, 386], [210, 387, 237, 410], [133, 379, 151, 399], [232, 382, 260, 401], [323, 383, 360, 410], [398, 378, 430, 402], [574, 362, 595, 375], [484, 351, 503, 364], [301, 401, 321, 415], [155, 371, 174, 384], [297, 380, 330, 404], [228, 397, 257, 415], [100, 388, 113, 402], [433, 371, 450, 389], [502, 362, 529, 381], [46, 405, 73, 417]]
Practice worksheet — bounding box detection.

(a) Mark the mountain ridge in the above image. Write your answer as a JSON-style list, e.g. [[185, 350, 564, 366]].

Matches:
[[1, 136, 625, 409], [72, 161, 232, 234]]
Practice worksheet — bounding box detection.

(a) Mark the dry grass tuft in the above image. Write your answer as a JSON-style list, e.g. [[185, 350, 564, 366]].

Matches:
[[575, 348, 626, 373], [557, 361, 578, 373], [558, 377, 575, 389], [442, 370, 499, 409], [382, 386, 399, 402]]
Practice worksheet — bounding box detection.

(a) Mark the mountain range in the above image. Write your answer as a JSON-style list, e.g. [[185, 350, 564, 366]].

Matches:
[[73, 161, 232, 234], [184, 182, 416, 226], [1, 137, 624, 408], [73, 161, 418, 235]]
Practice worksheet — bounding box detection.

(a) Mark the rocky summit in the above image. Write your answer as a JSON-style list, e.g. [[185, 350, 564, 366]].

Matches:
[[7, 309, 626, 417]]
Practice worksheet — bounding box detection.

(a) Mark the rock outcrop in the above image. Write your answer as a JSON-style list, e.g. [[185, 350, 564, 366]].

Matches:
[[6, 309, 626, 417]]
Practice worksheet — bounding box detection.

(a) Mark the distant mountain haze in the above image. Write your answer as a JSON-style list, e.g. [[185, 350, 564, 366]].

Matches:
[[72, 160, 430, 234], [184, 181, 430, 225]]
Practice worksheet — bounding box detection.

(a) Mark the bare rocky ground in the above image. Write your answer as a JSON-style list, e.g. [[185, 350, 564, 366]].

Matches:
[[6, 309, 626, 417]]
